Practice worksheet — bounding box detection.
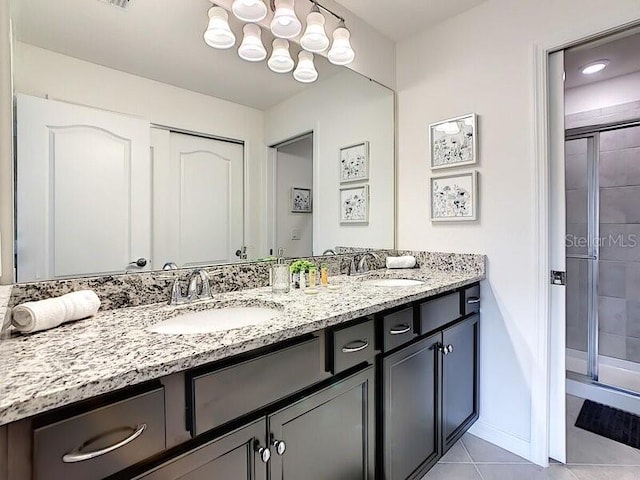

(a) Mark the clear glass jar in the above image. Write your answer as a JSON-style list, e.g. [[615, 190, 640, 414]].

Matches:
[[271, 263, 291, 294]]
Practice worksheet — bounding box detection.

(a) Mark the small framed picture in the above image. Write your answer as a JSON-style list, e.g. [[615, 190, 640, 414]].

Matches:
[[429, 113, 477, 170], [430, 171, 478, 222], [291, 187, 312, 213], [340, 184, 369, 224], [340, 141, 369, 183]]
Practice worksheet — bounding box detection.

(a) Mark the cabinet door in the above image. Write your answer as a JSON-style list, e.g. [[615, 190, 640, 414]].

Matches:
[[135, 419, 267, 480], [442, 314, 479, 452], [383, 333, 441, 480], [268, 366, 375, 480]]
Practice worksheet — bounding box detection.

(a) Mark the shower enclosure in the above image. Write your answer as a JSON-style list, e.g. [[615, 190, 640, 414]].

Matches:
[[566, 121, 640, 394]]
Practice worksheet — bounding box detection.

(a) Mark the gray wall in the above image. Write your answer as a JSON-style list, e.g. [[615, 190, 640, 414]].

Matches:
[[597, 124, 640, 362], [565, 106, 640, 363]]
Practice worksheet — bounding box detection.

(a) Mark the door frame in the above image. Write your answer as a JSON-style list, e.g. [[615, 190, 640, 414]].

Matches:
[[531, 9, 640, 467]]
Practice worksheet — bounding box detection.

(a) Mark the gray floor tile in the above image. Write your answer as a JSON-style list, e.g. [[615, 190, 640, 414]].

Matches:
[[420, 463, 482, 480], [462, 433, 529, 464], [439, 440, 473, 463], [569, 466, 640, 479], [477, 464, 577, 480]]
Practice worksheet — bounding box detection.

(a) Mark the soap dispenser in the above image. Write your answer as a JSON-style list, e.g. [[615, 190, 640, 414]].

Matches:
[[271, 248, 290, 294]]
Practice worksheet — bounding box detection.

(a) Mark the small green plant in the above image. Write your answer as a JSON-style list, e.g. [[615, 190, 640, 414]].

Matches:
[[289, 259, 316, 274]]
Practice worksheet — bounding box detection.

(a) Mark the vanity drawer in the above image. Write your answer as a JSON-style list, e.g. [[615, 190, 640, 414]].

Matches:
[[463, 284, 481, 315], [380, 307, 417, 352], [328, 318, 376, 374], [33, 387, 165, 480], [419, 292, 461, 334], [188, 335, 324, 436]]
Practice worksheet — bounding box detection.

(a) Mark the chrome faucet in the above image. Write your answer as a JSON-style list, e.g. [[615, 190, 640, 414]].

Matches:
[[322, 249, 337, 255], [349, 252, 381, 275], [169, 269, 212, 305]]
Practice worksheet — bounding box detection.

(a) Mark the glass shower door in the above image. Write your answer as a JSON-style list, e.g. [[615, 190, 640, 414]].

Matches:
[[565, 135, 598, 378]]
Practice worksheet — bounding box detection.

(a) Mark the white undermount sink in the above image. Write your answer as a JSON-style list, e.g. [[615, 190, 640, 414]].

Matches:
[[148, 306, 281, 334], [364, 278, 425, 287]]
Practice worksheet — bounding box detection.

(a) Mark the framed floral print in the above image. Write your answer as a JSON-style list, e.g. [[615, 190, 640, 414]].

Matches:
[[430, 171, 478, 222], [340, 141, 369, 183]]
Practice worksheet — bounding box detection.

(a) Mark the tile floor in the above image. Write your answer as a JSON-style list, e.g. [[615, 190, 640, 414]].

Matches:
[[421, 394, 640, 480]]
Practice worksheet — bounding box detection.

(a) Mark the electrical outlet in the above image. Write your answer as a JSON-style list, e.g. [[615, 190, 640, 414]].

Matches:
[[291, 229, 301, 240]]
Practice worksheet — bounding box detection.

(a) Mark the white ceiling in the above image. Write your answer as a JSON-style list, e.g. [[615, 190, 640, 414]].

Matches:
[[335, 0, 487, 42], [565, 30, 640, 89], [10, 0, 342, 110]]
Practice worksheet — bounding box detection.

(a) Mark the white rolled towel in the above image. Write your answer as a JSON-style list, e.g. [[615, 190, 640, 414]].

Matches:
[[386, 255, 417, 269], [12, 290, 101, 334]]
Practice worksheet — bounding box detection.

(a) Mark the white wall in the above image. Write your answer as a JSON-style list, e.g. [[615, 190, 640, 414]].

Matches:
[[276, 137, 313, 258], [565, 70, 640, 114], [13, 41, 266, 261], [396, 0, 640, 461], [265, 70, 395, 255]]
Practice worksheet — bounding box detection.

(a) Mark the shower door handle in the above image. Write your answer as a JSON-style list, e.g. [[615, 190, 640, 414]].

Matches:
[[566, 254, 597, 260]]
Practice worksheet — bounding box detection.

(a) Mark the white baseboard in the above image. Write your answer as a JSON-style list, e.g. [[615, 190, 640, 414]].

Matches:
[[467, 420, 533, 464]]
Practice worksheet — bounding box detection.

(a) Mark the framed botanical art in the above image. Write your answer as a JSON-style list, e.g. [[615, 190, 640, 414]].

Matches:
[[340, 184, 369, 224], [291, 187, 312, 213], [430, 171, 478, 222], [340, 141, 369, 183], [429, 113, 477, 170]]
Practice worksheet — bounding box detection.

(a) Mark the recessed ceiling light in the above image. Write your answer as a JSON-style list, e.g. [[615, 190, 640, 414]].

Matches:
[[581, 60, 609, 75]]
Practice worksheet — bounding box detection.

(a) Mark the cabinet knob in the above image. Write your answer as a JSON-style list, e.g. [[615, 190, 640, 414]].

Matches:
[[255, 442, 271, 463], [439, 344, 454, 356], [273, 439, 287, 456]]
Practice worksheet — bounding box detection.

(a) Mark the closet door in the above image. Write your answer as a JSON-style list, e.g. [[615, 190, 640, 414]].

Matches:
[[152, 130, 244, 268], [16, 94, 151, 282]]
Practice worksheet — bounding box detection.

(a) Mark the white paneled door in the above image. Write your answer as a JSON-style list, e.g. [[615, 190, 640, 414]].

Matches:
[[151, 129, 244, 269], [16, 94, 151, 282]]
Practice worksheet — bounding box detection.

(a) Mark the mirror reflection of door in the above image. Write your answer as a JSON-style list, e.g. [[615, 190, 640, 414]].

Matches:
[[274, 135, 313, 258], [16, 94, 152, 282], [151, 129, 244, 269]]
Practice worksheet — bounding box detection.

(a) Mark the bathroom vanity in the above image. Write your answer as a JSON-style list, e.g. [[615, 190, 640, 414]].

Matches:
[[0, 263, 482, 480]]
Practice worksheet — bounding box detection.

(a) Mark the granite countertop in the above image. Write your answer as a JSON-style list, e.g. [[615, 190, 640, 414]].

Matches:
[[0, 268, 483, 426]]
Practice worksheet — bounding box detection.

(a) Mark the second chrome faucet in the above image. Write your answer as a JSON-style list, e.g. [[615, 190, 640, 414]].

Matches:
[[170, 269, 212, 305]]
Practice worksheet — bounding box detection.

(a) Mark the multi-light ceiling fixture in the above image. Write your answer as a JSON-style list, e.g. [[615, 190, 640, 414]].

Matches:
[[204, 0, 355, 83]]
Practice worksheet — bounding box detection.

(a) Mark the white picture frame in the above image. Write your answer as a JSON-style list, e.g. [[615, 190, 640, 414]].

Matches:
[[429, 113, 478, 170], [291, 187, 312, 213], [340, 184, 369, 224], [430, 171, 478, 222], [340, 141, 369, 183]]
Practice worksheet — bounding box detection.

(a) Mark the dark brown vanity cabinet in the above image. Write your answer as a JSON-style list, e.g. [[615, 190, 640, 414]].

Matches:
[[381, 284, 480, 480], [135, 419, 267, 480], [136, 366, 375, 480], [268, 366, 375, 480], [442, 314, 480, 452]]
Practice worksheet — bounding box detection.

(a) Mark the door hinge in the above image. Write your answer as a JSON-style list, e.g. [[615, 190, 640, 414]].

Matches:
[[551, 270, 566, 286]]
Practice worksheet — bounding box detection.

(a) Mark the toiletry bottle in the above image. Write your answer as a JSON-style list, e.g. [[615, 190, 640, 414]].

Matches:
[[308, 266, 317, 288], [299, 270, 306, 291], [271, 249, 290, 294], [320, 264, 329, 287]]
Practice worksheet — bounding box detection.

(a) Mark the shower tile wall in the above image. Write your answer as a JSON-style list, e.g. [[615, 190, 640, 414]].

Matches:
[[566, 137, 589, 352], [599, 125, 640, 362]]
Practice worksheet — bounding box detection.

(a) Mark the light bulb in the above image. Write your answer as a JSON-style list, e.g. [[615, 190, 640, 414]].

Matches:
[[203, 7, 236, 50], [581, 60, 609, 75], [300, 6, 329, 52], [328, 21, 354, 65], [232, 0, 267, 22], [271, 0, 302, 39], [238, 24, 267, 62], [293, 51, 318, 83], [268, 39, 295, 73]]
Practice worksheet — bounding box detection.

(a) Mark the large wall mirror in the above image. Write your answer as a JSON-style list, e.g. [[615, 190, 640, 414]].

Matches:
[[8, 0, 395, 282]]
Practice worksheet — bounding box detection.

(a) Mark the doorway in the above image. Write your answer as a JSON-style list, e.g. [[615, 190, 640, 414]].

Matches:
[[271, 134, 314, 258]]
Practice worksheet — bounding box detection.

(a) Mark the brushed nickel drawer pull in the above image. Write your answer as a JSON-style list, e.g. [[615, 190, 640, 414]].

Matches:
[[467, 297, 480, 304], [341, 340, 369, 353], [389, 324, 411, 335], [62, 423, 147, 463]]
